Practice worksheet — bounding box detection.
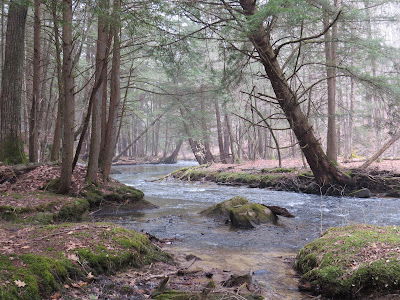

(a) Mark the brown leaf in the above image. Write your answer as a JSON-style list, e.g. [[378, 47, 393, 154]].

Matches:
[[14, 280, 26, 288]]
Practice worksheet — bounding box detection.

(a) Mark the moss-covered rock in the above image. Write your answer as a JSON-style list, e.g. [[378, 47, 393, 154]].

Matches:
[[294, 225, 400, 299], [201, 196, 277, 228], [229, 203, 277, 229], [200, 196, 249, 221]]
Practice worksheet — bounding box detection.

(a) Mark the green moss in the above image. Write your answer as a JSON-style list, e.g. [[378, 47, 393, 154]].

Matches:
[[259, 174, 284, 187], [115, 185, 144, 202], [152, 290, 199, 300], [261, 167, 294, 173], [229, 203, 277, 228], [297, 171, 314, 178], [213, 172, 231, 183], [81, 186, 104, 207], [103, 193, 123, 202], [295, 225, 400, 298], [43, 178, 61, 193], [0, 136, 27, 165], [55, 199, 90, 221], [231, 173, 260, 183], [0, 205, 55, 225], [0, 254, 79, 300], [77, 228, 171, 275], [200, 196, 249, 219]]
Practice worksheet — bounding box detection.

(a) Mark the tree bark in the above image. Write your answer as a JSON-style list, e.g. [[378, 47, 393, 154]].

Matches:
[[200, 85, 214, 162], [50, 0, 64, 162], [0, 1, 28, 165], [215, 99, 226, 163], [29, 0, 41, 163], [324, 2, 338, 163], [224, 112, 240, 163], [58, 0, 75, 193], [238, 0, 348, 185], [180, 107, 208, 165], [101, 0, 121, 179], [86, 0, 108, 183], [159, 140, 183, 164]]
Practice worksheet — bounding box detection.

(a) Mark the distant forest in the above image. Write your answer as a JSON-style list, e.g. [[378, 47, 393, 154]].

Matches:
[[1, 0, 399, 189]]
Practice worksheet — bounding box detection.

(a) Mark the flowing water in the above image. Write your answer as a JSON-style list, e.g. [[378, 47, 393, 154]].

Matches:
[[97, 161, 400, 299]]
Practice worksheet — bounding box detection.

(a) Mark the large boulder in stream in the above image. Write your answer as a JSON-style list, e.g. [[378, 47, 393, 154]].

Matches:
[[200, 196, 278, 229]]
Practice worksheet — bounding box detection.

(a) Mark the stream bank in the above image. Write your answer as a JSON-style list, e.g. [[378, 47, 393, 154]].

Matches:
[[169, 163, 400, 198], [108, 161, 400, 299]]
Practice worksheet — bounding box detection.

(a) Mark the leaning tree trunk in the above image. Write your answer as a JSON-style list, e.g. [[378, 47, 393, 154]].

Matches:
[[239, 0, 348, 185], [360, 131, 400, 169], [159, 140, 183, 164], [0, 1, 27, 165]]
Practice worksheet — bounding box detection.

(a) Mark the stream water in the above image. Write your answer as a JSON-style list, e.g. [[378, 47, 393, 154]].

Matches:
[[97, 161, 400, 299]]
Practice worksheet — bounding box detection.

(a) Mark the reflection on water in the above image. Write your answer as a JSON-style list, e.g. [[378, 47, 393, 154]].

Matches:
[[97, 161, 400, 298]]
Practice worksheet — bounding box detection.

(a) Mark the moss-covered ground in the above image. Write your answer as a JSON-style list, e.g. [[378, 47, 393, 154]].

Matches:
[[0, 222, 172, 299], [294, 225, 400, 299], [0, 163, 271, 299], [169, 164, 400, 198], [0, 164, 174, 299]]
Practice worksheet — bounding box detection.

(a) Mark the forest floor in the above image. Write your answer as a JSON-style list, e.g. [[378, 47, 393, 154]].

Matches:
[[0, 163, 272, 300], [2, 159, 400, 299]]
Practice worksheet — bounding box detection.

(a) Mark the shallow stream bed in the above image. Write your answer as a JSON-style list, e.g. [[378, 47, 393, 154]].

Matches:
[[97, 161, 400, 299]]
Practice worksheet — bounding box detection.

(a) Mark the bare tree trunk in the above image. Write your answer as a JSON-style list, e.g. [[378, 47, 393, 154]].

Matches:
[[58, 0, 74, 193], [50, 0, 63, 162], [215, 99, 226, 163], [200, 86, 214, 162], [29, 0, 41, 163], [223, 119, 230, 161], [239, 0, 348, 185], [225, 112, 240, 163], [87, 0, 108, 183], [101, 0, 120, 179], [324, 2, 338, 163], [0, 1, 4, 76], [0, 1, 27, 164]]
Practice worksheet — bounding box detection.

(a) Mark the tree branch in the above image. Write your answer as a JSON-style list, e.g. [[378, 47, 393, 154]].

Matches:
[[275, 11, 342, 56]]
